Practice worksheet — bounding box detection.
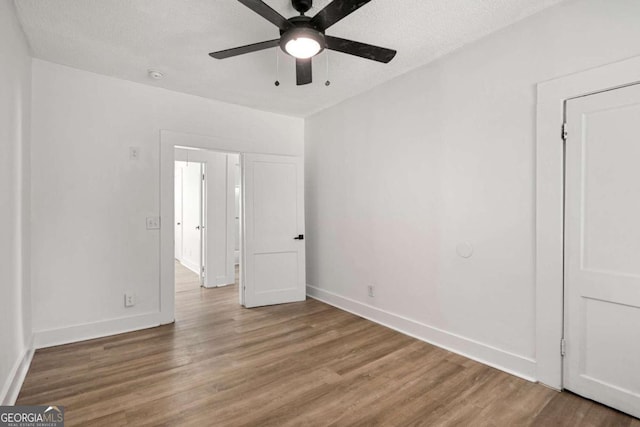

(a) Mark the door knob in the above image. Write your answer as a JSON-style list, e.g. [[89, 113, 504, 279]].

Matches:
[[196, 226, 200, 230], [293, 234, 304, 240], [177, 222, 181, 225]]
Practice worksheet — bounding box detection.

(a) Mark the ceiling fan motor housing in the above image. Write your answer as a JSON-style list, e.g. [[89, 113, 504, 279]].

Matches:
[[292, 0, 313, 14]]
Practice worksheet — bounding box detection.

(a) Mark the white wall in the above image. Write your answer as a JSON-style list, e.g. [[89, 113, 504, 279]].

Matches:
[[305, 0, 640, 380], [0, 0, 32, 404], [31, 59, 303, 346]]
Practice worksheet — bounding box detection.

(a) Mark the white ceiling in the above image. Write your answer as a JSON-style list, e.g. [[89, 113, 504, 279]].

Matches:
[[15, 0, 566, 117]]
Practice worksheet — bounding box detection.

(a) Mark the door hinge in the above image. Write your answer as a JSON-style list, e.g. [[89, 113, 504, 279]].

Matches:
[[561, 122, 568, 141], [560, 338, 566, 357], [202, 173, 205, 181], [201, 266, 205, 276]]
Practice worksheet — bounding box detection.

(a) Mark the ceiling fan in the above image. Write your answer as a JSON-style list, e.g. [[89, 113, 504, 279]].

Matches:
[[209, 0, 397, 86]]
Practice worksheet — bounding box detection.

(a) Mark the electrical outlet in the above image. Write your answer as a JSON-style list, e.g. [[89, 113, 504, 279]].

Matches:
[[129, 146, 140, 160], [367, 285, 375, 298], [124, 292, 136, 307], [146, 216, 160, 229]]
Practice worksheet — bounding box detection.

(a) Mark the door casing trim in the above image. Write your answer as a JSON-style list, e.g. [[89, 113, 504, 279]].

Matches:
[[536, 55, 640, 389], [160, 130, 258, 323]]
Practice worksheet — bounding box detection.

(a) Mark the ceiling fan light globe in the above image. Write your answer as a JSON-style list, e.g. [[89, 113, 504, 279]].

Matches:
[[280, 26, 325, 59], [285, 37, 321, 59]]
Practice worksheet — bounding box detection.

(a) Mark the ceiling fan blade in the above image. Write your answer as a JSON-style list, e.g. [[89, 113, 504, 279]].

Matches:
[[237, 0, 292, 29], [296, 58, 312, 85], [209, 39, 280, 59], [325, 36, 396, 63], [310, 0, 372, 30]]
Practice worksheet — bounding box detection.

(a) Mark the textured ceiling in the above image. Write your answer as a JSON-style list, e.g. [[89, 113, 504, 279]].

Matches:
[[15, 0, 566, 117]]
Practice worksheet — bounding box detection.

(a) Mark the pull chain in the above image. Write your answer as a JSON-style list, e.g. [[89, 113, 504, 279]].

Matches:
[[274, 48, 280, 87], [325, 51, 331, 86]]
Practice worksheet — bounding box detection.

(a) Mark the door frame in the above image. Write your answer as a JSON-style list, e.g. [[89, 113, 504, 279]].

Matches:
[[536, 55, 640, 389], [159, 130, 248, 323]]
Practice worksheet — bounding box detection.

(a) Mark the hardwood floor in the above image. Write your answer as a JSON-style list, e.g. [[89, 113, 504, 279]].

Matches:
[[174, 260, 239, 293], [17, 264, 639, 426], [174, 259, 201, 293]]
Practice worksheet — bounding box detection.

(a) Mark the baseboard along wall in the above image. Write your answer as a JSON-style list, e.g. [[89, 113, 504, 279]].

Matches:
[[306, 285, 537, 382]]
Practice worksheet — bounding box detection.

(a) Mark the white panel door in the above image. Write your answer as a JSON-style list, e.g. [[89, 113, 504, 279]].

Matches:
[[242, 153, 305, 308], [174, 163, 183, 261], [564, 83, 640, 418], [181, 162, 203, 280], [202, 153, 235, 287]]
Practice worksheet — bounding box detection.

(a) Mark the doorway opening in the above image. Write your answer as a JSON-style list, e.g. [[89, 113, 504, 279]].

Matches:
[[159, 130, 307, 321], [173, 147, 241, 308]]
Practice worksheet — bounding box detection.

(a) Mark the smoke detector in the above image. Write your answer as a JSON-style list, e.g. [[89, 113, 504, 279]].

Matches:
[[148, 69, 163, 80]]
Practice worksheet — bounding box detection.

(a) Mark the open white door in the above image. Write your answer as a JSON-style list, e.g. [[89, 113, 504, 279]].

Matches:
[[564, 83, 640, 418], [202, 152, 236, 288], [174, 164, 183, 261], [181, 162, 203, 282], [242, 153, 305, 308]]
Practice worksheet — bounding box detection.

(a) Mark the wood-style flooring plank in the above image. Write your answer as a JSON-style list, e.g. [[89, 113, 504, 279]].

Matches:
[[16, 262, 638, 426]]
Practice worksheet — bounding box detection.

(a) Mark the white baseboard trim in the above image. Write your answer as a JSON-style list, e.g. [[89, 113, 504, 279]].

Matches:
[[203, 283, 234, 289], [181, 259, 200, 276], [203, 274, 236, 289], [307, 285, 537, 382], [216, 282, 234, 288], [33, 312, 165, 349], [1, 336, 35, 405]]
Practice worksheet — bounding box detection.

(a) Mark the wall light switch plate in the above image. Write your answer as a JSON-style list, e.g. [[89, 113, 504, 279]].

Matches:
[[146, 216, 160, 229]]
